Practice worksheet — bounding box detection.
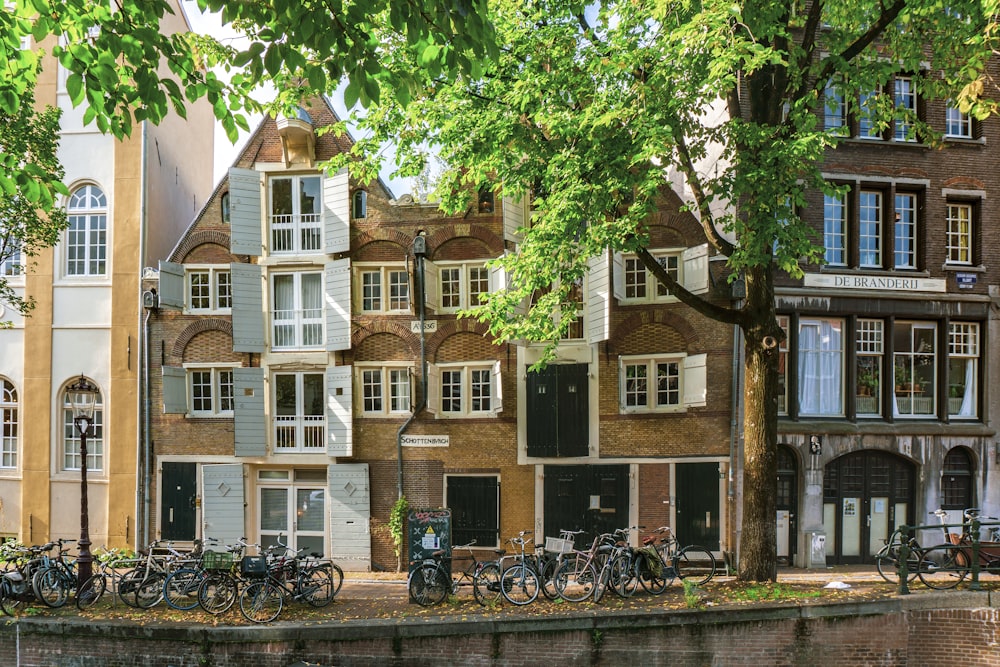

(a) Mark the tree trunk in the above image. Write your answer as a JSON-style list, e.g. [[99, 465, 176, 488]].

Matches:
[[737, 265, 781, 582]]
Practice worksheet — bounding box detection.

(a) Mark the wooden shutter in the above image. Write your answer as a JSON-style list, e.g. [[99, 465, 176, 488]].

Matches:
[[683, 354, 708, 408], [201, 464, 246, 545], [327, 366, 353, 457], [325, 258, 351, 351], [229, 168, 263, 256], [234, 367, 266, 456], [323, 168, 350, 254], [612, 252, 626, 302], [502, 196, 525, 244], [586, 249, 611, 344], [421, 259, 439, 312], [682, 244, 710, 295], [425, 363, 439, 415], [161, 366, 187, 414], [491, 360, 503, 414], [328, 463, 371, 570], [157, 261, 185, 309], [231, 263, 265, 353]]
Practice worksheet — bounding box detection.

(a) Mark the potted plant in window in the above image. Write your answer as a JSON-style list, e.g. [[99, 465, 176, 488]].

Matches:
[[857, 368, 879, 397], [894, 364, 921, 394]]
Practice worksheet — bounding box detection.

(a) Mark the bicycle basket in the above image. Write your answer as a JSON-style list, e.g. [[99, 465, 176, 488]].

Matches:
[[545, 537, 574, 554], [240, 555, 267, 577], [202, 551, 234, 571]]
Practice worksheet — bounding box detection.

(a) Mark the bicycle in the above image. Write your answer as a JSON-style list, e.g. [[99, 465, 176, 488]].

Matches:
[[161, 539, 211, 611], [0, 542, 53, 615], [196, 538, 256, 614], [129, 540, 193, 609], [32, 538, 78, 608], [532, 529, 583, 600], [917, 508, 1000, 590], [407, 540, 504, 607], [237, 544, 342, 622], [553, 531, 616, 602], [269, 533, 344, 600], [498, 531, 540, 605], [874, 527, 921, 583], [75, 547, 144, 610], [635, 526, 716, 593]]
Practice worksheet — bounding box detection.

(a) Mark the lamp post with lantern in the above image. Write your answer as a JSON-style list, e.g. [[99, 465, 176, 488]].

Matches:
[[67, 375, 98, 587]]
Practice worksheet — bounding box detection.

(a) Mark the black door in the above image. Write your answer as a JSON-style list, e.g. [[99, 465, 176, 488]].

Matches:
[[776, 446, 798, 563], [161, 462, 197, 541], [675, 462, 720, 550], [527, 364, 589, 457], [543, 465, 628, 547]]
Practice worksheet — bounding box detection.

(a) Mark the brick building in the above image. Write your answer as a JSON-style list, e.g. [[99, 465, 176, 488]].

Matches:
[[142, 96, 738, 569]]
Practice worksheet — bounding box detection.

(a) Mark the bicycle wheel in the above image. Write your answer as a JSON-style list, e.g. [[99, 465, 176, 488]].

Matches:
[[500, 564, 539, 605], [198, 572, 238, 614], [117, 568, 146, 608], [134, 571, 166, 609], [875, 547, 920, 583], [675, 546, 716, 586], [553, 556, 597, 602], [539, 557, 560, 601], [408, 564, 448, 606], [918, 544, 969, 590], [329, 562, 344, 597], [610, 554, 640, 598], [0, 577, 24, 616], [164, 568, 205, 611], [473, 563, 502, 606], [239, 580, 284, 623], [298, 566, 334, 607], [76, 573, 107, 610], [638, 549, 672, 594], [32, 566, 69, 608]]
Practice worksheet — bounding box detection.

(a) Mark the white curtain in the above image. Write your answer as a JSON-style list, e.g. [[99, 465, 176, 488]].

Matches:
[[798, 320, 843, 415], [958, 360, 976, 418]]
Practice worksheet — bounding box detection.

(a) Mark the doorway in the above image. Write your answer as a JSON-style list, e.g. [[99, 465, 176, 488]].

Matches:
[[160, 462, 197, 541], [675, 462, 721, 550], [823, 450, 915, 564], [543, 465, 628, 547], [258, 469, 327, 555], [776, 446, 798, 564]]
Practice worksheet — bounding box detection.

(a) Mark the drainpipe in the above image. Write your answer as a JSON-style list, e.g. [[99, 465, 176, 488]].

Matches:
[[143, 306, 154, 547], [396, 231, 429, 499], [136, 122, 149, 550]]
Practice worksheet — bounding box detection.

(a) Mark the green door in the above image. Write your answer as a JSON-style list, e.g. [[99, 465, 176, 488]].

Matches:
[[675, 462, 720, 550]]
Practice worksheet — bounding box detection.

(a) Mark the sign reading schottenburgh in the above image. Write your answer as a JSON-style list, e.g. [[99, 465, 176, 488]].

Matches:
[[803, 274, 947, 293]]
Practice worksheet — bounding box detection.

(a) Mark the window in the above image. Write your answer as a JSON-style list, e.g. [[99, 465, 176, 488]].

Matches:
[[946, 203, 972, 265], [430, 362, 501, 418], [823, 82, 846, 131], [777, 316, 789, 415], [823, 193, 846, 266], [189, 367, 235, 417], [439, 262, 490, 311], [272, 272, 323, 349], [1, 236, 21, 277], [798, 318, 844, 417], [620, 355, 682, 413], [0, 378, 17, 469], [623, 251, 680, 302], [855, 320, 883, 416], [948, 322, 978, 418], [62, 381, 103, 471], [941, 448, 973, 510], [946, 104, 972, 138], [66, 185, 107, 276], [187, 267, 232, 312], [358, 265, 409, 313], [859, 90, 881, 138], [894, 76, 916, 141], [273, 373, 325, 452], [221, 192, 231, 224], [358, 365, 412, 416], [893, 321, 935, 417], [858, 190, 881, 267], [894, 193, 916, 269], [269, 175, 321, 253], [447, 476, 499, 546], [352, 190, 367, 219], [851, 77, 920, 141]]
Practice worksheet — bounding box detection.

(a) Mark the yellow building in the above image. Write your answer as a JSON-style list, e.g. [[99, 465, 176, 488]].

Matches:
[[0, 1, 215, 549]]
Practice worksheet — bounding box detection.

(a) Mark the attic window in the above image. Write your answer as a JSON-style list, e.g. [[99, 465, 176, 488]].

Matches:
[[352, 190, 367, 219], [221, 192, 231, 224], [478, 187, 494, 214]]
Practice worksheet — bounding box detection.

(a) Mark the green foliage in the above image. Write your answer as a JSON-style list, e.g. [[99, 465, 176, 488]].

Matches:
[[682, 579, 701, 608], [730, 584, 823, 602], [389, 495, 409, 559]]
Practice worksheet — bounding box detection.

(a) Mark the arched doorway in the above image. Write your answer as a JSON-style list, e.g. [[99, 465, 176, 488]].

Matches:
[[776, 446, 798, 564], [823, 450, 915, 564]]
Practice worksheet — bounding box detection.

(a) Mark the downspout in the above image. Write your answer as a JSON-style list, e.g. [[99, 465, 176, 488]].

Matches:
[[137, 121, 149, 550], [143, 306, 153, 547], [396, 231, 429, 499]]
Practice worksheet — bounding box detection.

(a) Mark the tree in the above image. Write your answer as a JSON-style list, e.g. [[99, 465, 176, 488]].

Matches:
[[330, 0, 1000, 581], [0, 85, 66, 319]]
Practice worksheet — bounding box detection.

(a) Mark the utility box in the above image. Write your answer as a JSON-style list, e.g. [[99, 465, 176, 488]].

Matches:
[[804, 530, 827, 568]]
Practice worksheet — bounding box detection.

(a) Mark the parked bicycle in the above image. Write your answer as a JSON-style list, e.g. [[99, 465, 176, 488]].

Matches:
[[874, 527, 921, 583], [32, 538, 78, 608], [917, 508, 1000, 589], [76, 547, 144, 610], [634, 526, 716, 593], [499, 531, 541, 605], [408, 540, 504, 607]]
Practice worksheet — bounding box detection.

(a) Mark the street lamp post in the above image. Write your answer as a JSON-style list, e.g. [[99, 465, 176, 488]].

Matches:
[[68, 375, 98, 587]]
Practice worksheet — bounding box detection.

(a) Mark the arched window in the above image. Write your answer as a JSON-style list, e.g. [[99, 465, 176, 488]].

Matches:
[[66, 185, 108, 276], [62, 379, 104, 472], [352, 190, 367, 219], [941, 447, 973, 510], [220, 191, 231, 224], [0, 378, 18, 469]]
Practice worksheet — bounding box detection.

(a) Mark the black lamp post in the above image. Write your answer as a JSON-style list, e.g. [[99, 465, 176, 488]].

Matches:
[[68, 375, 98, 587]]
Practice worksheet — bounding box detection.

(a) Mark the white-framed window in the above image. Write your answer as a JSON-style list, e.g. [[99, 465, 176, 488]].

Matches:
[[823, 82, 846, 131], [273, 372, 325, 452], [946, 104, 972, 138], [188, 366, 235, 417], [893, 321, 936, 417], [894, 193, 917, 269], [0, 378, 18, 469], [358, 364, 412, 416], [258, 468, 327, 555], [62, 380, 103, 471], [855, 319, 883, 417], [438, 261, 490, 311], [894, 76, 917, 141], [948, 322, 978, 419], [619, 355, 682, 413], [859, 90, 881, 139], [357, 264, 409, 313], [271, 271, 323, 349], [622, 251, 680, 303], [946, 203, 972, 265], [65, 184, 107, 277], [187, 266, 232, 312], [823, 193, 846, 266], [1, 235, 21, 277], [797, 318, 844, 417], [858, 190, 881, 268], [777, 316, 789, 415], [429, 362, 501, 418], [269, 174, 322, 253]]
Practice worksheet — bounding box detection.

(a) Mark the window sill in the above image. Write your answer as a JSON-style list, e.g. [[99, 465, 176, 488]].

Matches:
[[943, 136, 987, 146], [818, 267, 932, 278], [942, 264, 985, 273]]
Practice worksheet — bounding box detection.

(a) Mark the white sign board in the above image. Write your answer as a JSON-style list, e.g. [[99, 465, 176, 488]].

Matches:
[[401, 434, 450, 447], [803, 274, 946, 293]]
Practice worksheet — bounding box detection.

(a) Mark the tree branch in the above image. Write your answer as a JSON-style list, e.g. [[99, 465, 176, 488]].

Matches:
[[635, 246, 744, 326], [671, 128, 738, 258]]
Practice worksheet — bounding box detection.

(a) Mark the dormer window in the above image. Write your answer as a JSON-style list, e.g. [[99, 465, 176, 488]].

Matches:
[[352, 190, 367, 219]]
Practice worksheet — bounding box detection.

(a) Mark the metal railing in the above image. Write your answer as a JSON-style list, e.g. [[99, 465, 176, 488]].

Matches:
[[895, 516, 1000, 594]]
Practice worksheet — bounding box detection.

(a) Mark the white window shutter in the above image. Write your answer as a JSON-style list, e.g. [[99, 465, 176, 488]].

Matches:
[[231, 263, 265, 353], [586, 249, 610, 344], [682, 244, 710, 295], [502, 195, 525, 244], [612, 251, 625, 302], [426, 363, 439, 415], [683, 354, 708, 408], [421, 259, 439, 312], [323, 168, 350, 254], [234, 368, 266, 456], [327, 366, 353, 457], [229, 168, 263, 256], [202, 463, 246, 545], [492, 360, 503, 414], [325, 258, 351, 351], [162, 366, 188, 414], [157, 261, 185, 309]]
